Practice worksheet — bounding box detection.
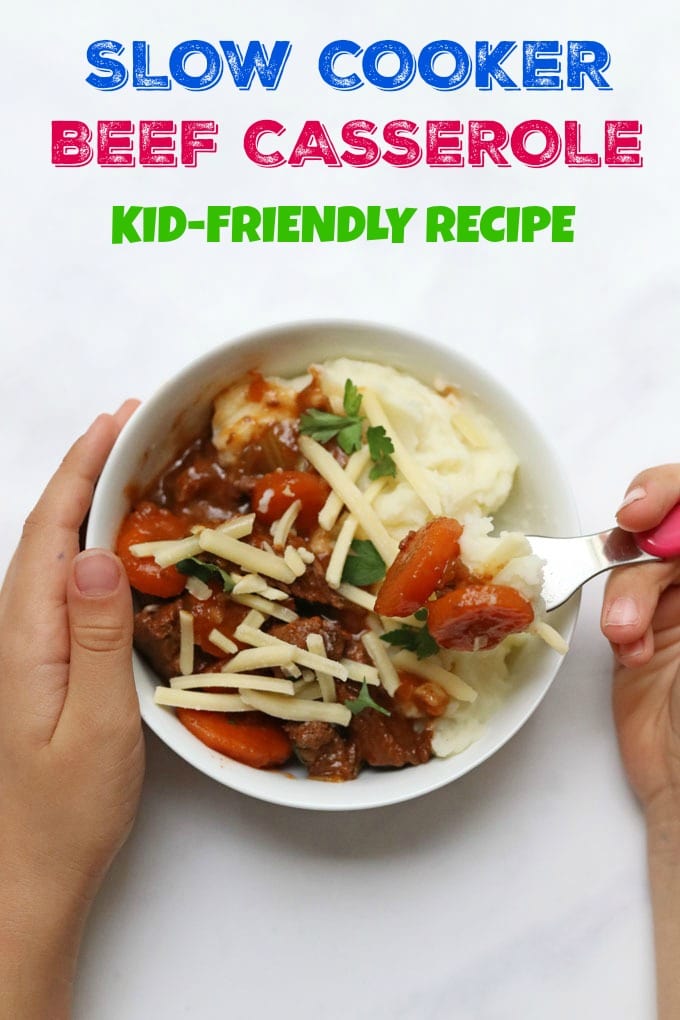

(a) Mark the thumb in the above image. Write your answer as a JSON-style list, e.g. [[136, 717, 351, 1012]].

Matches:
[[63, 549, 137, 729]]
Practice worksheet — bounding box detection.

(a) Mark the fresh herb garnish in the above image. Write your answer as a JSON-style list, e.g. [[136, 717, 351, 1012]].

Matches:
[[342, 378, 362, 417], [414, 608, 428, 622], [299, 409, 357, 446], [381, 623, 439, 659], [367, 425, 397, 480], [299, 378, 364, 455], [341, 539, 386, 586], [176, 557, 235, 593], [345, 679, 391, 717]]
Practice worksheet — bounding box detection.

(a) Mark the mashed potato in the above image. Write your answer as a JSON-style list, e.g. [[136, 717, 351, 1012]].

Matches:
[[319, 358, 518, 539]]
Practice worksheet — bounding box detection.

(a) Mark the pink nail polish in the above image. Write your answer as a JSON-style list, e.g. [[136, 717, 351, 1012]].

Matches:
[[74, 551, 120, 596]]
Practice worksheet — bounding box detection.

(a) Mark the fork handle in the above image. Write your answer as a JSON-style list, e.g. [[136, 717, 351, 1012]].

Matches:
[[634, 504, 680, 559]]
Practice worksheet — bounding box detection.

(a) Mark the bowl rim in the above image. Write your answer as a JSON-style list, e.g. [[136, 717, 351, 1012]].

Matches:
[[87, 317, 581, 811]]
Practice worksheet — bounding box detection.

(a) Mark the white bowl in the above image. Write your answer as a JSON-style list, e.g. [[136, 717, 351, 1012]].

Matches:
[[87, 321, 579, 811]]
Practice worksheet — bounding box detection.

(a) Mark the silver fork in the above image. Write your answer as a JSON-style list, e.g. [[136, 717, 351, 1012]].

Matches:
[[526, 504, 680, 611], [527, 529, 660, 612]]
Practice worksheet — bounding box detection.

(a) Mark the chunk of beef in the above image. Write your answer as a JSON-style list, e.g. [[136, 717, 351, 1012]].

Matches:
[[286, 555, 350, 610], [134, 601, 181, 680], [248, 530, 351, 611], [269, 615, 348, 661], [284, 720, 334, 754], [149, 436, 242, 521], [338, 682, 433, 768], [283, 676, 432, 780], [134, 599, 213, 680], [308, 731, 360, 781], [284, 721, 359, 782], [342, 636, 372, 665]]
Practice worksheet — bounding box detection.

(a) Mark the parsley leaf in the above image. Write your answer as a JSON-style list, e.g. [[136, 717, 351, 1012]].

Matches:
[[341, 539, 386, 586], [345, 679, 391, 717], [299, 408, 355, 442], [367, 425, 397, 481], [176, 557, 235, 593], [299, 378, 364, 454], [381, 623, 439, 659], [343, 378, 363, 417], [336, 417, 363, 455]]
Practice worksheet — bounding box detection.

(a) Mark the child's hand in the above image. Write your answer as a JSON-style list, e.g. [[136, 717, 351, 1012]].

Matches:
[[601, 468, 680, 1020], [0, 403, 144, 1020], [601, 466, 680, 814]]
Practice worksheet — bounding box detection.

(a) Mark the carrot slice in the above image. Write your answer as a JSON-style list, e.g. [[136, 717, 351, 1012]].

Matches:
[[252, 470, 330, 534], [427, 583, 534, 651], [117, 502, 188, 598], [177, 709, 292, 769], [374, 517, 463, 618]]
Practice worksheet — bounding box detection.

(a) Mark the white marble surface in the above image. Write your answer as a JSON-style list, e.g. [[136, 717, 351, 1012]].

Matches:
[[2, 0, 680, 1016]]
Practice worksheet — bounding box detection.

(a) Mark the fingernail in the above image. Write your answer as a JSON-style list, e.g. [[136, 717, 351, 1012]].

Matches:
[[617, 486, 646, 513], [605, 596, 640, 627], [619, 637, 646, 659], [74, 551, 121, 596], [87, 414, 108, 433], [114, 398, 139, 416]]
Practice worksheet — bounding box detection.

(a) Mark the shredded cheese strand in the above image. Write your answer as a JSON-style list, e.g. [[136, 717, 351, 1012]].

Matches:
[[293, 679, 323, 701], [217, 514, 256, 538], [361, 630, 401, 698], [230, 592, 298, 623], [232, 574, 268, 595], [130, 536, 199, 562], [129, 535, 201, 568], [234, 623, 349, 680], [390, 650, 476, 702], [340, 659, 379, 685], [325, 476, 388, 590], [198, 529, 296, 584], [154, 688, 249, 712], [451, 412, 489, 449], [281, 662, 302, 678], [298, 435, 398, 565], [184, 575, 212, 601], [178, 610, 194, 676], [336, 583, 377, 612], [170, 672, 295, 695], [361, 389, 442, 516], [240, 689, 352, 726], [306, 634, 336, 703], [259, 585, 290, 602], [283, 545, 307, 578], [271, 499, 302, 550], [318, 446, 371, 532], [325, 517, 355, 591], [531, 620, 569, 655], [223, 646, 294, 673], [208, 628, 238, 655], [242, 609, 265, 630]]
